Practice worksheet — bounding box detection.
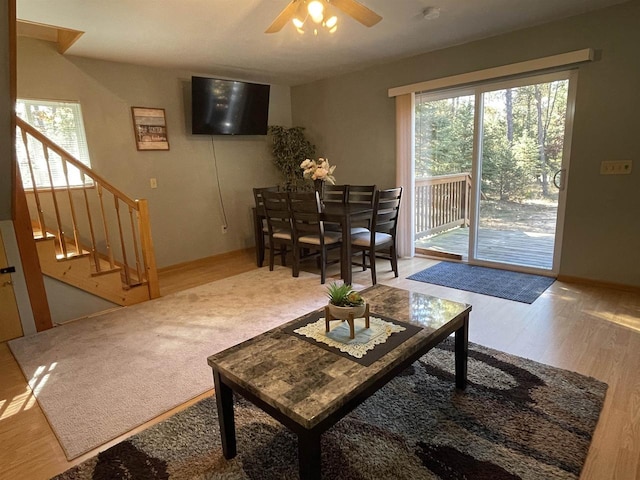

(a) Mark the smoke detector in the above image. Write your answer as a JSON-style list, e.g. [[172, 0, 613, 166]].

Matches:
[[422, 7, 441, 20]]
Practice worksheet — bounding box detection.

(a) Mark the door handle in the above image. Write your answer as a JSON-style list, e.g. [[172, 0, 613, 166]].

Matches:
[[553, 169, 566, 191]]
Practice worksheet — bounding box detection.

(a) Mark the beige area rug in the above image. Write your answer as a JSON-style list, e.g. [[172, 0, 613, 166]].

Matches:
[[8, 267, 335, 460]]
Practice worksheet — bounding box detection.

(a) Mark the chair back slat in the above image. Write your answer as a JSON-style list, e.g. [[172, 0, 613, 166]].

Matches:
[[347, 185, 377, 206], [253, 186, 279, 213], [371, 188, 402, 235], [253, 187, 280, 267], [262, 191, 293, 237], [289, 192, 324, 239], [323, 184, 348, 204]]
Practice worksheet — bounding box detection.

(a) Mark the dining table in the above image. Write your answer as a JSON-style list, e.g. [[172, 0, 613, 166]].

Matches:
[[253, 201, 374, 286]]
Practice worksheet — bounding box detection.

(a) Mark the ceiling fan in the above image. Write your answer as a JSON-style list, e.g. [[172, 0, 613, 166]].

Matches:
[[265, 0, 382, 34]]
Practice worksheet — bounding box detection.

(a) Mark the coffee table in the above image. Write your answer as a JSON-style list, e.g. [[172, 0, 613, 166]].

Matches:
[[207, 284, 471, 479]]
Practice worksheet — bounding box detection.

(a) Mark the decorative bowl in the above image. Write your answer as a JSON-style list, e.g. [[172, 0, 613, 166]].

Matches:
[[327, 303, 367, 320]]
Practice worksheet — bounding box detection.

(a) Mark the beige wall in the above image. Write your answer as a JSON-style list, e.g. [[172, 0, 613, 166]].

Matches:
[[291, 0, 640, 287], [0, 1, 11, 220], [17, 37, 291, 268], [1, 4, 38, 332]]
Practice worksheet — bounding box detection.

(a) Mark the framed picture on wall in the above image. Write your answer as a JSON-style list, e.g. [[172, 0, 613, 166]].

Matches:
[[131, 107, 170, 151]]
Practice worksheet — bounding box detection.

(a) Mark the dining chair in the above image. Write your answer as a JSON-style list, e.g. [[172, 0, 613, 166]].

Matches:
[[253, 186, 279, 267], [322, 184, 348, 232], [289, 191, 342, 284], [350, 187, 402, 285], [347, 184, 377, 234], [262, 190, 294, 272]]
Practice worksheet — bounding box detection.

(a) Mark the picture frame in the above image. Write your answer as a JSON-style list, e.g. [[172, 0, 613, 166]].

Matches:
[[131, 107, 170, 151]]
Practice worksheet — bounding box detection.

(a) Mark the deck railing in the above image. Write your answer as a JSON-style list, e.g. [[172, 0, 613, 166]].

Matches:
[[15, 117, 160, 298], [415, 173, 471, 238]]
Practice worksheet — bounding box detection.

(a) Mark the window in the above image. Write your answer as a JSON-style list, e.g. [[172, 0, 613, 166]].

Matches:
[[16, 99, 92, 189]]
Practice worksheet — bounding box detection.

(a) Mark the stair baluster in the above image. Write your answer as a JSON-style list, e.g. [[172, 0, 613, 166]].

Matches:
[[15, 117, 160, 305], [80, 171, 101, 272], [59, 153, 82, 256]]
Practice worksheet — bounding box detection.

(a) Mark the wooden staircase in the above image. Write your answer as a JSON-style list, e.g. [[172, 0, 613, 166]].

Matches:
[[16, 117, 160, 306]]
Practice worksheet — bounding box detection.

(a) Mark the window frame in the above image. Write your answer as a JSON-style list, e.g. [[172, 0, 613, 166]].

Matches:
[[16, 98, 93, 191]]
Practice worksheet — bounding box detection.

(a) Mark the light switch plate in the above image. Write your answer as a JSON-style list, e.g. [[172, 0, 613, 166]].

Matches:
[[600, 160, 632, 175]]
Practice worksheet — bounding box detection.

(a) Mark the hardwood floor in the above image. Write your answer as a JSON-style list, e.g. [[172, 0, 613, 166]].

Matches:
[[157, 248, 257, 296], [1, 251, 639, 479]]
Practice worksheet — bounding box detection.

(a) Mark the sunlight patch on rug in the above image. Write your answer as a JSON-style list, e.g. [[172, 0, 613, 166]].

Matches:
[[9, 267, 331, 460]]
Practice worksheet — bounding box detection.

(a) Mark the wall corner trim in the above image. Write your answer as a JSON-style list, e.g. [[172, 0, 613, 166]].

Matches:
[[388, 48, 594, 97]]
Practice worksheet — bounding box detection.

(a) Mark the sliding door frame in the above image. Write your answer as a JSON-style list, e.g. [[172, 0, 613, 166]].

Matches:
[[467, 70, 578, 275], [412, 69, 579, 276]]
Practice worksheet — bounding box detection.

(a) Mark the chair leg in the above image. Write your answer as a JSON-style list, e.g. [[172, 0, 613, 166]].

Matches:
[[320, 247, 326, 284], [361, 251, 366, 271], [280, 246, 287, 266], [390, 244, 399, 277], [369, 249, 377, 285], [269, 242, 275, 271], [292, 246, 300, 278]]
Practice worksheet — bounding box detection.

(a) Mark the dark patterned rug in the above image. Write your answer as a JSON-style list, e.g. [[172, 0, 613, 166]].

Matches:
[[52, 340, 606, 480], [408, 262, 556, 303]]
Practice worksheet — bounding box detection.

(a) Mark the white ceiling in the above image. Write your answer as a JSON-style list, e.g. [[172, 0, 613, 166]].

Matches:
[[16, 0, 626, 86]]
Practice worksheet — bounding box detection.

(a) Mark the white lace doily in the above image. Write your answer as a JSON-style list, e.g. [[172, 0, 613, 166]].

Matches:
[[293, 316, 406, 359]]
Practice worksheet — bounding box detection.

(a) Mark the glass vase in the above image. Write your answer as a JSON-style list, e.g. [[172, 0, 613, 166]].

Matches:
[[314, 179, 325, 203]]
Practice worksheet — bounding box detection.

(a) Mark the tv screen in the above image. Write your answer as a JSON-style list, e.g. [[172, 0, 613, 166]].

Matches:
[[191, 76, 270, 135]]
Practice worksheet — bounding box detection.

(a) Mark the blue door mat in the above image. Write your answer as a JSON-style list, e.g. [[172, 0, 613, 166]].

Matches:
[[408, 262, 555, 304]]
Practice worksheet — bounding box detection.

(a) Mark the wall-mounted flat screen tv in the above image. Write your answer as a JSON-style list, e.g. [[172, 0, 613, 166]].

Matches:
[[191, 76, 270, 135]]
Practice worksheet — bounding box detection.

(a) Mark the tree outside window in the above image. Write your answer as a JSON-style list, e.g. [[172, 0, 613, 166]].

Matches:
[[16, 99, 92, 189]]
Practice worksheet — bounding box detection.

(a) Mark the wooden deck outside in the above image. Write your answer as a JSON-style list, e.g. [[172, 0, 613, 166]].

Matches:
[[416, 227, 555, 269]]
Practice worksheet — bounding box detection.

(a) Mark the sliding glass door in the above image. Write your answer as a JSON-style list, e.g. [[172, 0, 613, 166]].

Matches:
[[413, 71, 576, 273], [414, 91, 475, 260]]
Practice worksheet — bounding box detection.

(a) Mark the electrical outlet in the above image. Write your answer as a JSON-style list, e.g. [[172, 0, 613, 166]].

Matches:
[[600, 160, 632, 175], [221, 225, 228, 234], [150, 178, 158, 188]]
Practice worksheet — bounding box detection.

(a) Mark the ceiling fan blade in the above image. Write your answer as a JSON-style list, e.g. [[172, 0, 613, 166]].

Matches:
[[265, 0, 301, 34], [329, 0, 382, 27]]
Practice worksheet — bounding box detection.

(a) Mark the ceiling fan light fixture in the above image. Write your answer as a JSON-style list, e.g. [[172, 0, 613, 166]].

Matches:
[[308, 0, 325, 23], [266, 0, 382, 35], [324, 15, 338, 28]]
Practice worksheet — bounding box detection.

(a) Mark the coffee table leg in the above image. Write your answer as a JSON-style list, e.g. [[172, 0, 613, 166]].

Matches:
[[213, 369, 237, 459], [298, 431, 321, 480], [455, 314, 469, 390]]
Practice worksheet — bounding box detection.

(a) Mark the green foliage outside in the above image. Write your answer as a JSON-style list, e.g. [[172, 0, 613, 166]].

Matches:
[[16, 100, 90, 188], [415, 80, 568, 202]]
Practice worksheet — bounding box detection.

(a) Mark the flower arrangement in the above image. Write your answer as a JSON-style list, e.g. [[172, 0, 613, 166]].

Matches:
[[326, 283, 365, 307], [300, 158, 336, 185]]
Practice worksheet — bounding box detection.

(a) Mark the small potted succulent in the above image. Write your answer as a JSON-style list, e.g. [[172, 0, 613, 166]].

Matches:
[[326, 283, 366, 320]]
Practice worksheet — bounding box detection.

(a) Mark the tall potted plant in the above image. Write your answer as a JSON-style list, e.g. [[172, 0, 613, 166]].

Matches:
[[268, 125, 316, 190]]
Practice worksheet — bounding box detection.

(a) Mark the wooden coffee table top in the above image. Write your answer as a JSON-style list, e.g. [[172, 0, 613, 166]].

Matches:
[[207, 284, 471, 430]]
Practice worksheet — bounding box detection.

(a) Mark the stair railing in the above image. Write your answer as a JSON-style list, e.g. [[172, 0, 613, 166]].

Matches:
[[15, 117, 160, 299]]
